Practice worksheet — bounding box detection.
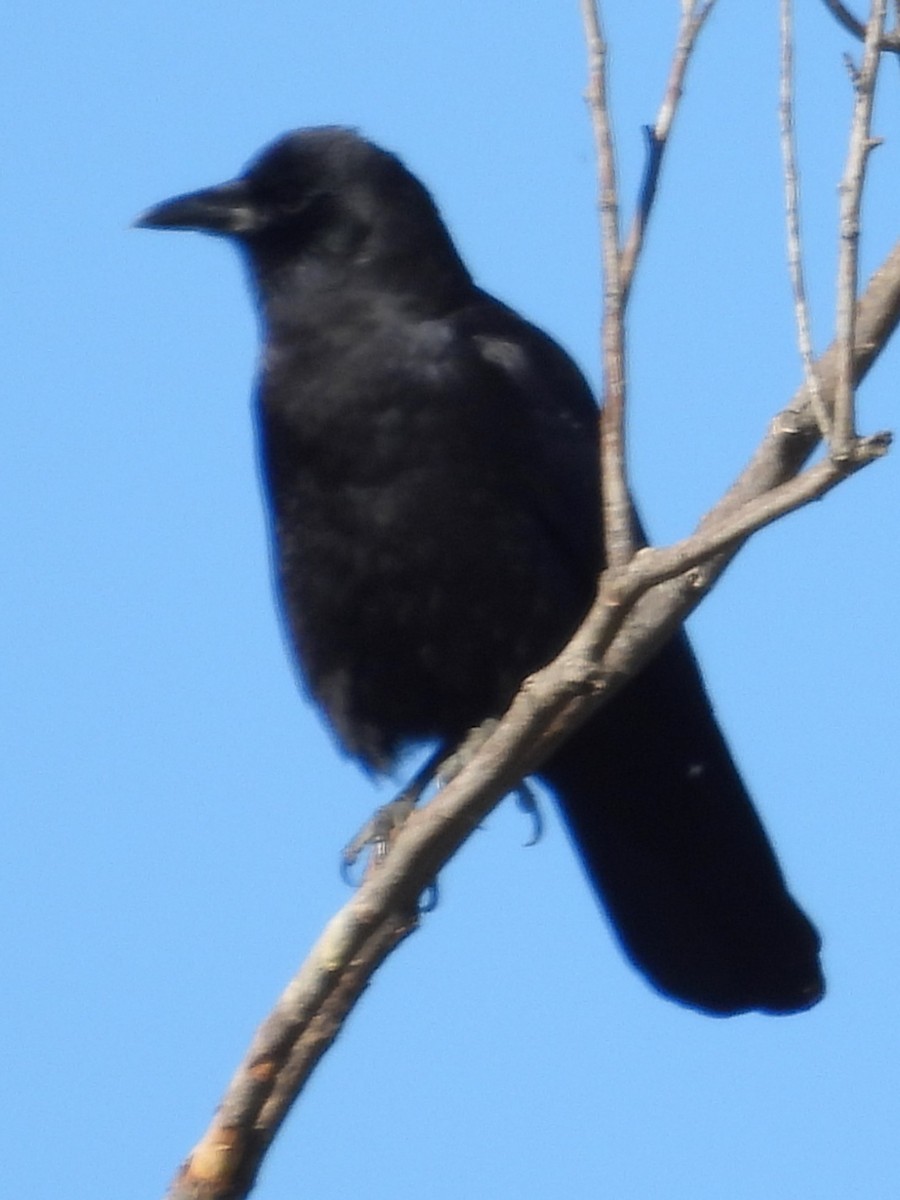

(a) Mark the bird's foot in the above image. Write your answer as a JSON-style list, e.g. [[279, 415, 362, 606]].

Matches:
[[339, 720, 542, 901], [340, 747, 445, 885], [340, 790, 417, 879]]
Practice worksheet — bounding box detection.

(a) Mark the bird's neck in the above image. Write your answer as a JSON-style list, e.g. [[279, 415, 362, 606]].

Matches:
[[249, 249, 473, 337]]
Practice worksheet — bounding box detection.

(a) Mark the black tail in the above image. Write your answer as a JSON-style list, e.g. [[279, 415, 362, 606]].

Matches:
[[540, 633, 824, 1016]]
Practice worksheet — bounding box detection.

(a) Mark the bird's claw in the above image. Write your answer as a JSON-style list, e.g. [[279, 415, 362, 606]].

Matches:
[[515, 782, 544, 847], [340, 747, 447, 887], [340, 792, 417, 883]]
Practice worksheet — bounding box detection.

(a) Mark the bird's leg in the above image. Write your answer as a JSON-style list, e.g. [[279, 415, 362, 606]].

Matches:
[[340, 717, 544, 885], [431, 721, 544, 846], [340, 745, 447, 882], [429, 718, 499, 783], [340, 717, 501, 878], [339, 718, 501, 882]]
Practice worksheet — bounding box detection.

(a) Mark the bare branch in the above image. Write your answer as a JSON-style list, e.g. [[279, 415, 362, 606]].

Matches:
[[581, 0, 635, 568], [833, 0, 887, 459], [618, 433, 890, 597], [779, 0, 832, 439], [166, 912, 415, 1200], [621, 2, 718, 300], [588, 245, 900, 694], [582, 1, 719, 567]]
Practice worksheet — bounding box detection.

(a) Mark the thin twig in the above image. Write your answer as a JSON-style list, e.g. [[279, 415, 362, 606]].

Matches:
[[621, 2, 718, 301], [583, 247, 900, 691], [626, 433, 889, 589], [821, 0, 900, 48], [581, 0, 635, 570], [833, 0, 887, 459], [779, 0, 831, 439]]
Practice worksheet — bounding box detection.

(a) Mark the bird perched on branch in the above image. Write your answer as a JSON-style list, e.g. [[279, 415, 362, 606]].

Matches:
[[137, 127, 823, 1016]]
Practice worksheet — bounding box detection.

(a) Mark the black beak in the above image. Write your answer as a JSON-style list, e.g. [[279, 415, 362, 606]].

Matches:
[[134, 179, 259, 236]]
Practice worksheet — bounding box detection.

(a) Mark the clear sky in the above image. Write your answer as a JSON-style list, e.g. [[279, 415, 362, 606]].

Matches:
[[3, 4, 899, 1198]]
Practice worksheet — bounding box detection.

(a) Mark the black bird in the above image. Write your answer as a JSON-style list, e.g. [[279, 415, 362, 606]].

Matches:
[[137, 127, 823, 1016]]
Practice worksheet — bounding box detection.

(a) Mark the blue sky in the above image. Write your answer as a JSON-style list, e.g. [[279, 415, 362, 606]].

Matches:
[[3, 4, 899, 1198]]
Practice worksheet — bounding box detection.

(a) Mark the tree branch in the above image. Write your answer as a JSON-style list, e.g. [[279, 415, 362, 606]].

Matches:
[[168, 912, 415, 1200], [779, 0, 832, 439], [581, 1, 634, 568], [621, 1, 718, 301], [833, 0, 887, 459]]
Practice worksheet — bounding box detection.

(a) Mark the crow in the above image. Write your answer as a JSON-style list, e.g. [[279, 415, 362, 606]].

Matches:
[[137, 127, 823, 1015]]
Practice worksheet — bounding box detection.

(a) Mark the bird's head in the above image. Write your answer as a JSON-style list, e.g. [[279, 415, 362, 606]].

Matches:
[[136, 127, 470, 302]]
